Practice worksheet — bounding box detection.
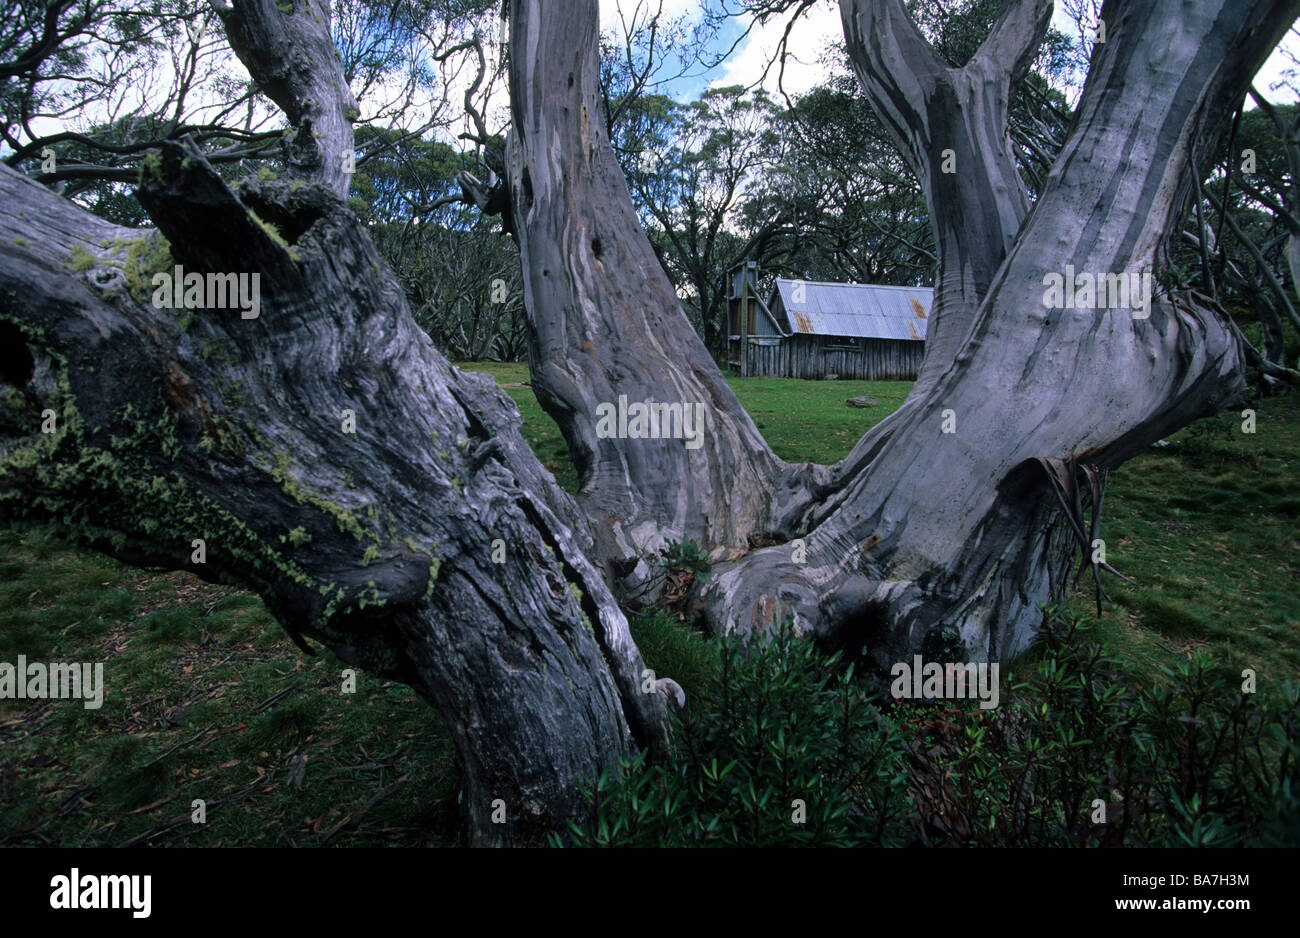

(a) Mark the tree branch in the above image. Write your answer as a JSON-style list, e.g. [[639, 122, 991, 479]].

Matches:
[[213, 0, 358, 198]]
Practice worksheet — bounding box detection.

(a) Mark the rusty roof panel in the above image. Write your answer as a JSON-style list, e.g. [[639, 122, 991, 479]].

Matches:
[[770, 279, 932, 341]]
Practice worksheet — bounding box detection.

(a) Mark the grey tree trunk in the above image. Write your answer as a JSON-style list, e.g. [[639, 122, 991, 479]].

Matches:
[[0, 0, 668, 847], [838, 0, 1050, 402], [503, 0, 823, 583], [821, 0, 1050, 495], [697, 0, 1297, 667]]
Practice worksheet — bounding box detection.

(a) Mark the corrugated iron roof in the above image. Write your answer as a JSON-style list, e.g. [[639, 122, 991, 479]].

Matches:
[[770, 279, 932, 341]]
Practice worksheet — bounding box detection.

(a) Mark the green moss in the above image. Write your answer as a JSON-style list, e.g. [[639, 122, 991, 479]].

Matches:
[[354, 583, 384, 610], [251, 213, 287, 246], [424, 557, 441, 598], [0, 417, 321, 610], [65, 245, 97, 273], [259, 451, 370, 542], [96, 233, 174, 303], [13, 236, 29, 248], [361, 545, 379, 566], [155, 408, 182, 462], [199, 338, 231, 364], [0, 324, 444, 656], [251, 211, 289, 249], [139, 150, 166, 187], [206, 414, 245, 457]]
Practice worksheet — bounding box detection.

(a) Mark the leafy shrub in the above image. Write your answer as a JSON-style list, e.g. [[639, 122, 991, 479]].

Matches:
[[555, 624, 913, 846], [654, 536, 713, 619], [884, 607, 1299, 846], [658, 536, 711, 581], [559, 608, 1300, 847]]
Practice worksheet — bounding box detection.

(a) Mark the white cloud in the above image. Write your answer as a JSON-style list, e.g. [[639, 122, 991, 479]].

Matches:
[[600, 0, 703, 33], [709, 1, 843, 97], [1250, 27, 1300, 103], [708, 4, 1299, 107], [1049, 5, 1300, 107]]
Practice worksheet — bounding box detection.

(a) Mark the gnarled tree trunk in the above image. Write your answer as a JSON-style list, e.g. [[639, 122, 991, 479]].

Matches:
[[0, 0, 668, 847], [695, 0, 1294, 668], [503, 0, 824, 585], [2, 0, 1296, 844]]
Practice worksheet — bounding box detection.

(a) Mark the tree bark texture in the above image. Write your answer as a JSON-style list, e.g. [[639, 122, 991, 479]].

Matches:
[[693, 0, 1297, 669], [0, 0, 670, 847]]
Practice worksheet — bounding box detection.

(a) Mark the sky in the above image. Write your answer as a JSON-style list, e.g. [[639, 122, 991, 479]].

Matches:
[[597, 0, 1300, 107], [15, 2, 1300, 158], [598, 0, 848, 102]]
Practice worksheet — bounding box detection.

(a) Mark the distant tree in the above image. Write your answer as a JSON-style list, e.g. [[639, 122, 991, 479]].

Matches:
[[1173, 93, 1300, 389], [741, 74, 933, 286], [350, 126, 525, 359], [619, 85, 792, 356]]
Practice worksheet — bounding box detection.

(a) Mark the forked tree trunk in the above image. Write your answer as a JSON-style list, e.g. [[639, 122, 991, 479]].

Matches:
[[697, 0, 1296, 667], [826, 0, 1049, 488], [838, 0, 1049, 400]]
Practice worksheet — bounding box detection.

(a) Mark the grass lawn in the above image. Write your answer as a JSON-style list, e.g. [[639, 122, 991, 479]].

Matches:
[[0, 534, 460, 845], [472, 361, 912, 490], [1, 360, 1296, 845], [1070, 400, 1300, 689]]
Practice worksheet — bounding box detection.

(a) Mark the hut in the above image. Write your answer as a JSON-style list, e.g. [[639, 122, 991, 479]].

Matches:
[[727, 264, 931, 380]]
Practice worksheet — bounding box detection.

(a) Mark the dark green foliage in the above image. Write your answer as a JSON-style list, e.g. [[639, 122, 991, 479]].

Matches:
[[627, 607, 719, 707], [555, 624, 913, 847], [657, 536, 711, 582], [559, 609, 1300, 847], [913, 608, 1300, 847]]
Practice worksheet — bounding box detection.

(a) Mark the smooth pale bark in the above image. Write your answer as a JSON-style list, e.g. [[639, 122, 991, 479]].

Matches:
[[504, 0, 822, 579], [700, 0, 1297, 667], [213, 0, 358, 199], [836, 0, 1049, 404], [0, 0, 671, 847], [819, 0, 1053, 504]]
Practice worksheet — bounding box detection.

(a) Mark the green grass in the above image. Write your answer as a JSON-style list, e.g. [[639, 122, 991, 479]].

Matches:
[[467, 361, 909, 492], [467, 361, 1299, 690], [627, 607, 721, 707], [720, 374, 908, 465], [1062, 399, 1300, 690], [0, 529, 460, 846], [1, 360, 1296, 845]]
